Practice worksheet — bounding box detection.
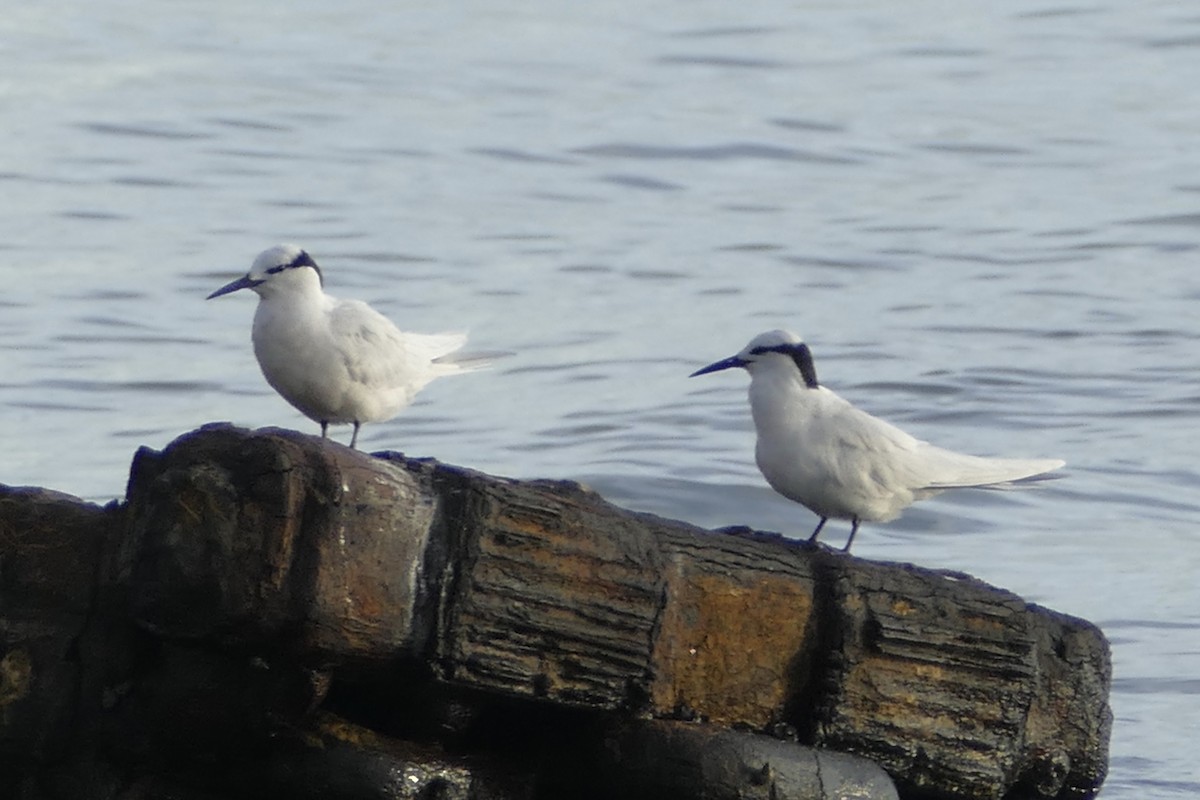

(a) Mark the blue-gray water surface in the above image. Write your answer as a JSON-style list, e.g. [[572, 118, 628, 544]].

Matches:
[[3, 2, 1199, 796]]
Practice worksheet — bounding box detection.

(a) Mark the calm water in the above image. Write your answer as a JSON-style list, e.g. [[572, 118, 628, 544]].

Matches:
[[3, 2, 1199, 796]]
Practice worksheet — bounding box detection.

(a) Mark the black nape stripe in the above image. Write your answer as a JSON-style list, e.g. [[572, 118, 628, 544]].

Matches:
[[790, 342, 819, 389], [301, 252, 324, 287], [751, 343, 819, 388], [266, 250, 324, 287], [292, 250, 318, 269]]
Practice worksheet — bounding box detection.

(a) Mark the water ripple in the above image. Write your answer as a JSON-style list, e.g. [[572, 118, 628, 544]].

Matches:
[[574, 142, 860, 165], [470, 147, 577, 165], [598, 173, 684, 192], [78, 122, 215, 141], [655, 54, 790, 69]]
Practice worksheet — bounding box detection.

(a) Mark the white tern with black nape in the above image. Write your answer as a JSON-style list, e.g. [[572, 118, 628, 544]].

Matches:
[[690, 329, 1064, 551], [208, 244, 493, 449]]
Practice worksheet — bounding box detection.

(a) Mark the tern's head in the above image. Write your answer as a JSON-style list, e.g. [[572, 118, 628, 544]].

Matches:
[[206, 244, 324, 301], [690, 329, 819, 388]]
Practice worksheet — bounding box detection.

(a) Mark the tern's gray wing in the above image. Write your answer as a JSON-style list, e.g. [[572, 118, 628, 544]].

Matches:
[[327, 300, 465, 392], [912, 445, 1064, 489], [826, 402, 932, 486], [833, 400, 1062, 490]]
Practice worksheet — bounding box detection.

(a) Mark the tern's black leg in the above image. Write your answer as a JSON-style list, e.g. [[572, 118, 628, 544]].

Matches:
[[349, 421, 361, 450], [841, 517, 861, 552], [320, 421, 329, 438], [807, 517, 828, 543]]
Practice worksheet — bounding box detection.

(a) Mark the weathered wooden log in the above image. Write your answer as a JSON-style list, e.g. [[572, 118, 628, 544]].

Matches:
[[1, 425, 1111, 799], [0, 488, 113, 764], [120, 427, 442, 660], [113, 425, 1108, 799]]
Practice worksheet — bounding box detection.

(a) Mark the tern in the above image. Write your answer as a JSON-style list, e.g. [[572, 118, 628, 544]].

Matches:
[[208, 244, 492, 449], [690, 329, 1064, 551]]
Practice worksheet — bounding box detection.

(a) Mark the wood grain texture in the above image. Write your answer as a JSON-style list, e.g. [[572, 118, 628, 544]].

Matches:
[[0, 425, 1110, 800]]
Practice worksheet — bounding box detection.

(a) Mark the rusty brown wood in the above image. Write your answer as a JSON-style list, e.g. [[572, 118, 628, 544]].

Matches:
[[0, 425, 1111, 799]]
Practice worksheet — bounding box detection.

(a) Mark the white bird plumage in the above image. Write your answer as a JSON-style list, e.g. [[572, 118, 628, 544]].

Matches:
[[208, 244, 491, 448], [691, 329, 1064, 551]]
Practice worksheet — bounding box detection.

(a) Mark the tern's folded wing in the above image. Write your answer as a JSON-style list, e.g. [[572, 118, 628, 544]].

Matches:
[[327, 301, 452, 387]]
